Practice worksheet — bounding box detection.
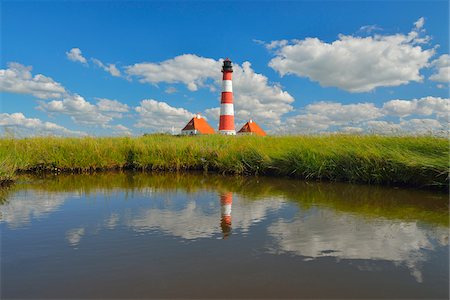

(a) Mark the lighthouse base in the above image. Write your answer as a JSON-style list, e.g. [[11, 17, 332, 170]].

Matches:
[[219, 130, 236, 135]]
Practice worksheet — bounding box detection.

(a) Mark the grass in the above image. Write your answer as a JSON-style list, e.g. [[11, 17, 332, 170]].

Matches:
[[0, 134, 448, 189]]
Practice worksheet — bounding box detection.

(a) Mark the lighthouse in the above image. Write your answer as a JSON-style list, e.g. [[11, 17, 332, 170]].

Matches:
[[219, 58, 236, 135], [220, 192, 233, 239]]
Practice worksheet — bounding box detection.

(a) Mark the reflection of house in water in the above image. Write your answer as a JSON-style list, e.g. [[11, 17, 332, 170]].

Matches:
[[220, 192, 232, 239]]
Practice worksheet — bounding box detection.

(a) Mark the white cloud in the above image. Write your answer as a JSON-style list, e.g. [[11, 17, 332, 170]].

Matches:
[[126, 55, 294, 127], [0, 62, 66, 99], [66, 48, 121, 77], [265, 39, 288, 50], [111, 124, 132, 136], [165, 86, 178, 94], [359, 25, 382, 34], [134, 99, 195, 132], [92, 58, 121, 77], [267, 18, 435, 92], [429, 54, 450, 83], [367, 119, 444, 135], [0, 112, 86, 136], [414, 17, 425, 30], [96, 98, 129, 113], [341, 126, 364, 133], [38, 94, 125, 126], [280, 97, 449, 135], [1, 61, 130, 134], [306, 101, 383, 123], [125, 54, 219, 91], [382, 96, 449, 118], [281, 102, 382, 133], [366, 120, 403, 134], [66, 48, 87, 64]]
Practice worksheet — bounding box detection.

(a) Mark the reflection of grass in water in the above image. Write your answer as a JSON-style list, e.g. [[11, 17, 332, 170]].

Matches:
[[8, 172, 449, 227], [0, 135, 448, 189]]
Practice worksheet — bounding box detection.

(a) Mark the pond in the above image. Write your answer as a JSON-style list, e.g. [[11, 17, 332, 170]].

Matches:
[[0, 173, 448, 299]]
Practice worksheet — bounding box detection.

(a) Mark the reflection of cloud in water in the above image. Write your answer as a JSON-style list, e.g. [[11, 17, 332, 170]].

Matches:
[[104, 213, 119, 229], [66, 227, 85, 247], [0, 191, 67, 228], [267, 209, 449, 282], [127, 192, 284, 240]]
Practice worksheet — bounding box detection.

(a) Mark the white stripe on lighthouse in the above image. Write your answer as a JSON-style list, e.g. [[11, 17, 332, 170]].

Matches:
[[220, 103, 234, 116], [222, 80, 233, 92]]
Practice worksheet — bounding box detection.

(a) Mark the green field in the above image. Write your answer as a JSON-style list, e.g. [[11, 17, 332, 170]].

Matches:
[[0, 135, 448, 189]]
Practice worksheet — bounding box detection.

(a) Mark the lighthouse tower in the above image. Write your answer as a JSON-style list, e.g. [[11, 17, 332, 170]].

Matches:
[[219, 58, 236, 135], [220, 192, 233, 239]]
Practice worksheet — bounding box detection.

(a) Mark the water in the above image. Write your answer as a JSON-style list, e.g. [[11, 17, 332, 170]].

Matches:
[[1, 173, 448, 299]]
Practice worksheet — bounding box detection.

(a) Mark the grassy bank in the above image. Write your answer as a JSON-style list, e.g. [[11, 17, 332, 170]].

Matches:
[[0, 135, 448, 189]]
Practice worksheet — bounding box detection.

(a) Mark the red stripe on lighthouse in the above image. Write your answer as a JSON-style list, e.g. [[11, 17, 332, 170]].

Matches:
[[221, 92, 233, 103], [219, 115, 234, 130], [223, 72, 232, 80]]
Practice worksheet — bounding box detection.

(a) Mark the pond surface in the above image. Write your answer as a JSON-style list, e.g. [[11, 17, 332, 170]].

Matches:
[[0, 173, 448, 299]]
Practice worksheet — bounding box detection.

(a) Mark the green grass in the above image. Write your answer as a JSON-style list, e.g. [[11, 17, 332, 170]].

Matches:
[[0, 135, 448, 189]]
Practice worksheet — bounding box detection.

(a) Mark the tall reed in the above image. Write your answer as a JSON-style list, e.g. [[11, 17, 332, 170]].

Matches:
[[0, 135, 447, 189]]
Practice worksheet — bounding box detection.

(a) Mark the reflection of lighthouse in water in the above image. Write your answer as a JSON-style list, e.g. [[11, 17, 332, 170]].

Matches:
[[220, 192, 233, 239]]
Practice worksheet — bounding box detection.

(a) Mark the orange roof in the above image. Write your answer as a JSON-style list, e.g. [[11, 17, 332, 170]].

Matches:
[[237, 120, 267, 136], [182, 116, 215, 134]]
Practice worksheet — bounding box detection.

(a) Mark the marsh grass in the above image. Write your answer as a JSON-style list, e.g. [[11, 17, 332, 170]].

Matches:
[[0, 135, 448, 189]]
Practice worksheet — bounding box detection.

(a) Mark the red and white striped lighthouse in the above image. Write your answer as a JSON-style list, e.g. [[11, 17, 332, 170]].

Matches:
[[219, 58, 236, 135], [220, 192, 233, 238]]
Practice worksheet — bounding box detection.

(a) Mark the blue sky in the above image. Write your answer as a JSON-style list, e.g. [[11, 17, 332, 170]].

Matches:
[[1, 0, 449, 136]]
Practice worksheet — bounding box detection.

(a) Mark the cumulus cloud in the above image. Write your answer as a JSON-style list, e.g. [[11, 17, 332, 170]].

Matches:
[[126, 54, 219, 91], [96, 98, 130, 113], [134, 99, 194, 132], [66, 48, 87, 64], [267, 17, 435, 92], [0, 62, 66, 99], [0, 112, 86, 136], [164, 86, 178, 94], [429, 54, 450, 83], [358, 24, 382, 34], [367, 119, 444, 135], [37, 94, 127, 126], [92, 58, 121, 77], [111, 124, 132, 136], [126, 55, 294, 127], [414, 17, 425, 30], [66, 48, 122, 77], [280, 97, 449, 135], [281, 102, 382, 133], [1, 60, 131, 135], [382, 96, 449, 118]]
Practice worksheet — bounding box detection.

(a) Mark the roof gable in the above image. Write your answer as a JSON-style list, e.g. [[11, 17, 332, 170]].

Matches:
[[238, 120, 267, 136], [182, 117, 215, 134]]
